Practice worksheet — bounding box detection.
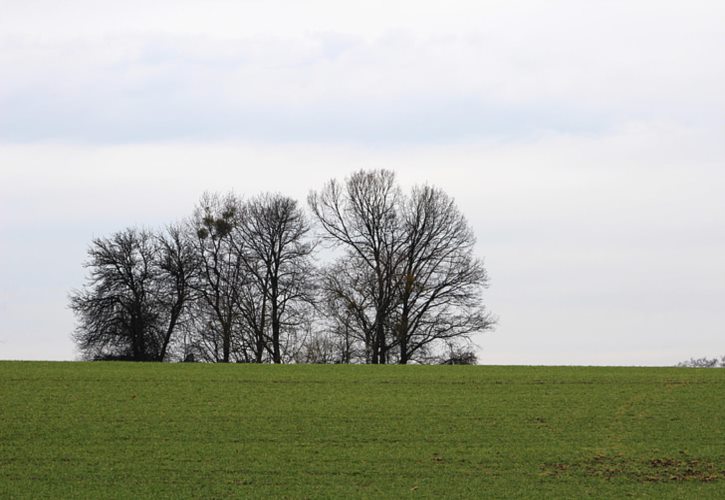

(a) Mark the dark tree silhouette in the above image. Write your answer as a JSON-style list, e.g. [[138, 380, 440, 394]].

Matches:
[[676, 356, 725, 368], [70, 227, 192, 361], [155, 224, 198, 360]]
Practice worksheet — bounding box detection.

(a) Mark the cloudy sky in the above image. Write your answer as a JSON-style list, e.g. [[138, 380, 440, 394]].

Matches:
[[1, 0, 723, 364]]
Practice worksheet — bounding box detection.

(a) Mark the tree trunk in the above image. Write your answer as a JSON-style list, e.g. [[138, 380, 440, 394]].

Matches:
[[222, 323, 231, 363], [158, 303, 182, 362], [375, 316, 386, 365], [256, 296, 267, 363], [398, 312, 409, 364], [271, 280, 281, 364]]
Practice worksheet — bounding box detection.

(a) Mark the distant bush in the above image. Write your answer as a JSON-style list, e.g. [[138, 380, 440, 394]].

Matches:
[[676, 355, 725, 368], [437, 344, 479, 365]]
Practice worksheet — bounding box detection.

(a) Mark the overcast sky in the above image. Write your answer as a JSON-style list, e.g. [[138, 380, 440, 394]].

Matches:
[[1, 0, 723, 364]]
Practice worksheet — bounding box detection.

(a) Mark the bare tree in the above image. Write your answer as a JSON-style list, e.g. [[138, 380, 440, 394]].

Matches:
[[309, 170, 404, 364], [236, 194, 316, 363], [436, 341, 480, 365], [70, 227, 190, 361], [676, 356, 725, 368], [187, 192, 245, 363], [232, 270, 269, 363], [294, 331, 344, 364], [318, 257, 376, 363], [154, 224, 198, 361], [185, 192, 316, 364], [393, 185, 495, 363], [310, 170, 494, 364]]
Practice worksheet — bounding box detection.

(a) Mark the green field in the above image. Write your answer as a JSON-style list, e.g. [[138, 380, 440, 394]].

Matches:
[[1, 362, 724, 498]]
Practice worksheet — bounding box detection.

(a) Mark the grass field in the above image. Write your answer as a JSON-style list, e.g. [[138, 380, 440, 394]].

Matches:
[[1, 362, 724, 498]]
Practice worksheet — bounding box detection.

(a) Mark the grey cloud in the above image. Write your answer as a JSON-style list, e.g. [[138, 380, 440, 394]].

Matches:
[[1, 32, 719, 144]]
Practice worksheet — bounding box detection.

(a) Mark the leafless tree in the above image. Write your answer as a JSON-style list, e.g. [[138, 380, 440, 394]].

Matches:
[[310, 170, 494, 364], [436, 341, 480, 365], [393, 185, 495, 363], [154, 224, 198, 360], [293, 331, 344, 364], [184, 192, 317, 364], [187, 192, 246, 362], [236, 194, 316, 363], [318, 257, 376, 363], [69, 227, 193, 361], [309, 169, 404, 364], [232, 271, 268, 363], [676, 355, 725, 368]]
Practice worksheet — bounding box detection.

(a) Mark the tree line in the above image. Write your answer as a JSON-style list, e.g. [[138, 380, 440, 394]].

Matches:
[[70, 169, 495, 364], [676, 355, 725, 368]]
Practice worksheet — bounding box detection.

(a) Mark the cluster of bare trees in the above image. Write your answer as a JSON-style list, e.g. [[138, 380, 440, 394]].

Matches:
[[676, 356, 725, 368], [70, 170, 494, 364]]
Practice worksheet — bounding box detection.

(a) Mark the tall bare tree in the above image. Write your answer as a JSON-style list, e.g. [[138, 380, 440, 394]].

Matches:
[[309, 170, 404, 364], [188, 192, 245, 362], [394, 185, 494, 363], [237, 193, 316, 363], [310, 170, 494, 364], [155, 224, 198, 361]]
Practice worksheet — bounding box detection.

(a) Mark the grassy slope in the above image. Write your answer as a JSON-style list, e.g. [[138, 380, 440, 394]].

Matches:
[[0, 362, 724, 498]]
